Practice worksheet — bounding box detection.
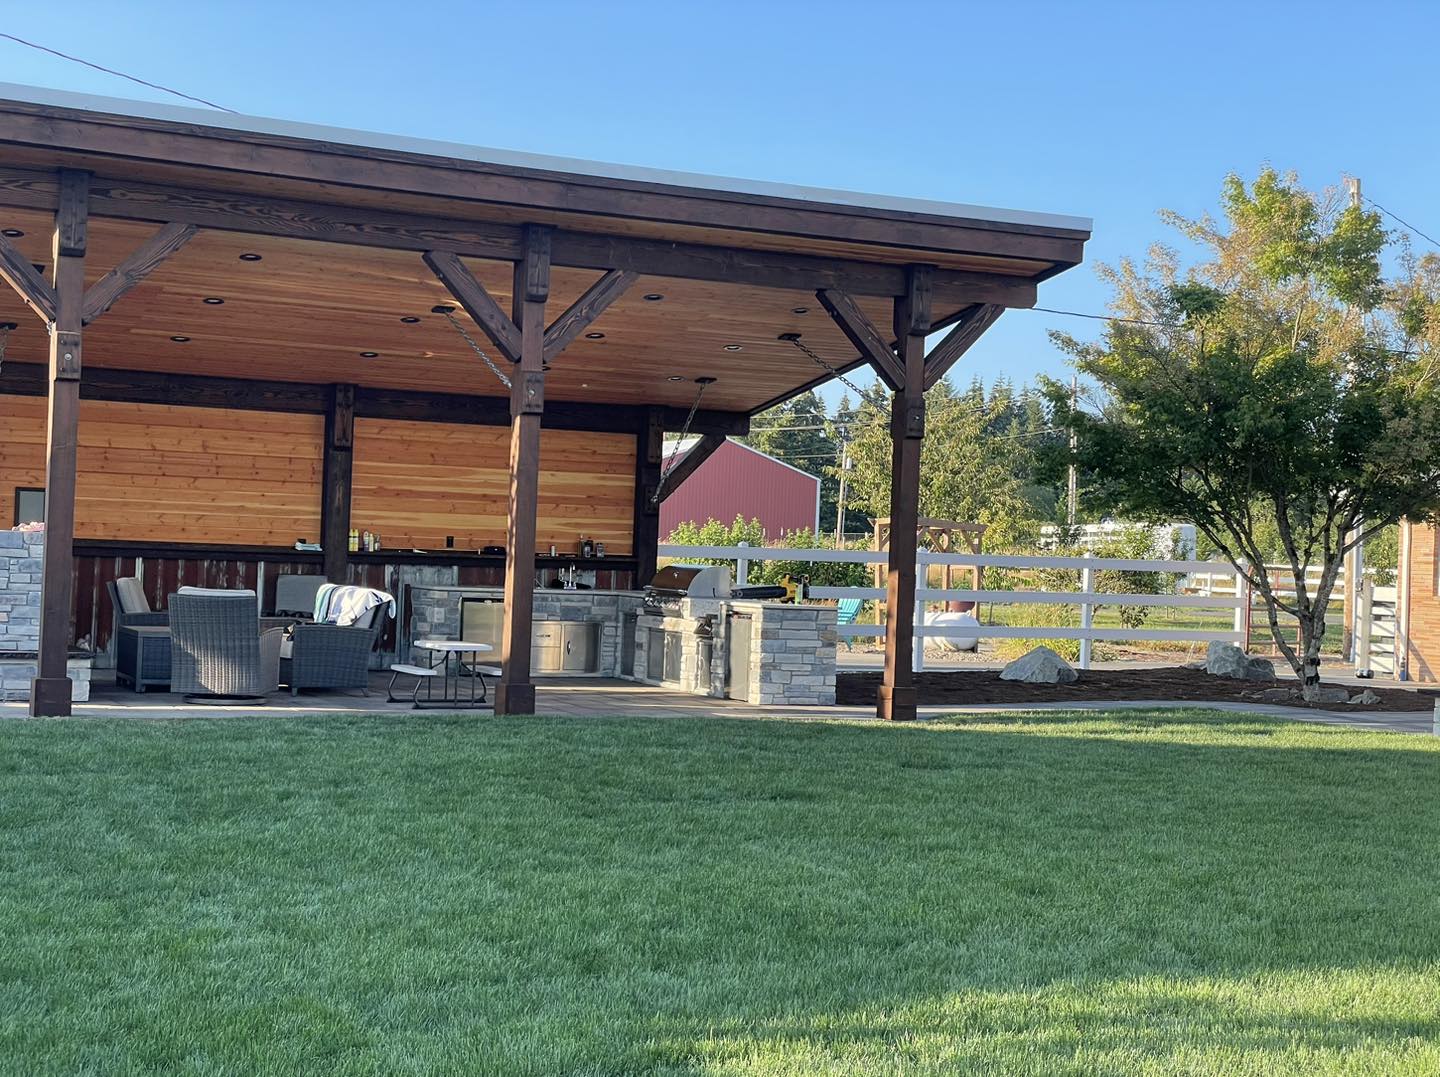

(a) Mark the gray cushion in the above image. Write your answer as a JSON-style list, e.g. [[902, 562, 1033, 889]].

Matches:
[[114, 577, 150, 615]]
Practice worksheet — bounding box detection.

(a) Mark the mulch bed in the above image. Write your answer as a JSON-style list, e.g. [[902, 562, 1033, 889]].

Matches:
[[835, 666, 1434, 712]]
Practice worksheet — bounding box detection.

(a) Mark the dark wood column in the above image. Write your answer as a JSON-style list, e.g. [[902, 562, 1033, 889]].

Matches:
[[876, 267, 932, 722], [321, 383, 355, 583], [494, 225, 552, 716], [30, 170, 89, 717], [633, 407, 664, 586]]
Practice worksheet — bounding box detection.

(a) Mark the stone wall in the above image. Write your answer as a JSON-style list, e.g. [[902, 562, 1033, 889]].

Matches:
[[0, 530, 92, 703], [741, 602, 838, 706], [0, 529, 42, 655]]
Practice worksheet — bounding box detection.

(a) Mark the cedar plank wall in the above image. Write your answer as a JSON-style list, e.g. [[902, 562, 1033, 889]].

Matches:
[[351, 418, 636, 553], [1403, 521, 1440, 682], [0, 395, 323, 542]]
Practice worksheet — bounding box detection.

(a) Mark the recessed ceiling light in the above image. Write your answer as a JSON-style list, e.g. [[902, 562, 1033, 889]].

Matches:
[[170, 335, 190, 343], [722, 344, 743, 352], [791, 306, 809, 315], [359, 351, 379, 358], [580, 382, 589, 388], [667, 375, 685, 382], [400, 316, 421, 324], [202, 297, 225, 305], [238, 253, 262, 262], [643, 293, 664, 302], [1, 228, 23, 238], [585, 331, 605, 339]]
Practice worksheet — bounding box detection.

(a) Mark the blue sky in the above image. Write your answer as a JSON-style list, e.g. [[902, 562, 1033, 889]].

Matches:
[[2, 1, 1435, 408]]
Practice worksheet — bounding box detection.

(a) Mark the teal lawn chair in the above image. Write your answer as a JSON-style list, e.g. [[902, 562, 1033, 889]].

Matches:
[[836, 598, 863, 650]]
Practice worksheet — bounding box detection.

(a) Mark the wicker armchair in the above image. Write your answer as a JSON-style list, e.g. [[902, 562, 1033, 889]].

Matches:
[[107, 577, 168, 633], [169, 589, 282, 701], [280, 604, 387, 696]]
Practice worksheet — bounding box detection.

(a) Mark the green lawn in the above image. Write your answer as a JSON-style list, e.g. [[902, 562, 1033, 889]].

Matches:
[[3, 710, 1439, 1075]]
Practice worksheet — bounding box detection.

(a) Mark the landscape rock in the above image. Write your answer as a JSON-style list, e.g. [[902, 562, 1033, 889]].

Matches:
[[999, 646, 1078, 685], [1205, 641, 1277, 682], [1349, 689, 1382, 705], [1255, 687, 1300, 703], [1309, 684, 1352, 704]]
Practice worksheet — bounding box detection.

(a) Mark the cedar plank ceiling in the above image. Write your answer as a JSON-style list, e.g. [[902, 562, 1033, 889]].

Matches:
[[0, 87, 1091, 414], [0, 210, 887, 412]]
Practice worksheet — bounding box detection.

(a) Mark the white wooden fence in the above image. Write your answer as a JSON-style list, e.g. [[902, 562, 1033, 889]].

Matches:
[[657, 543, 1246, 670]]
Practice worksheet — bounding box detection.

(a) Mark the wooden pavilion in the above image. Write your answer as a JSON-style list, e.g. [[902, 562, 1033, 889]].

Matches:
[[0, 83, 1089, 719]]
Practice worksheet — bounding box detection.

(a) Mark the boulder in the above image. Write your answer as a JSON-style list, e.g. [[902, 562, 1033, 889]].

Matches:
[[1349, 689, 1382, 705], [1308, 684, 1352, 704], [1205, 641, 1276, 682], [999, 646, 1078, 685]]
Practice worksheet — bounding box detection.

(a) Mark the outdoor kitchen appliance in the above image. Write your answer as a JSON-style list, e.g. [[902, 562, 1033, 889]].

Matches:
[[642, 564, 789, 613]]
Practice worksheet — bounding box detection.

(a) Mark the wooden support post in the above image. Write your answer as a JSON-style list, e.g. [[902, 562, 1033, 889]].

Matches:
[[30, 170, 89, 717], [633, 407, 665, 587], [494, 225, 552, 717], [877, 266, 931, 722], [321, 383, 355, 583]]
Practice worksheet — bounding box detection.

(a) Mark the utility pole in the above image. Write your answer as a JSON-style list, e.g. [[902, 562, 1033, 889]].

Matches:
[[1066, 375, 1078, 530], [1344, 175, 1367, 667], [834, 437, 851, 546]]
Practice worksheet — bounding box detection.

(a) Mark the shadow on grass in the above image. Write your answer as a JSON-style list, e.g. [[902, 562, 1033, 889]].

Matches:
[[1, 709, 1438, 1073]]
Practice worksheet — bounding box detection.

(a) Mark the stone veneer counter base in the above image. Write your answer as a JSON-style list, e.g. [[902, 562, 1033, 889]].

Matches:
[[0, 531, 92, 703]]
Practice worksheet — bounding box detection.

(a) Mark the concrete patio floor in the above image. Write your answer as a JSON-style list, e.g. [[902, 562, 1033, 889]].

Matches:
[[0, 670, 1432, 735]]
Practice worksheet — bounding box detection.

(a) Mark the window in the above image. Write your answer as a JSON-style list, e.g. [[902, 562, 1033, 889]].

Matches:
[[13, 487, 43, 527]]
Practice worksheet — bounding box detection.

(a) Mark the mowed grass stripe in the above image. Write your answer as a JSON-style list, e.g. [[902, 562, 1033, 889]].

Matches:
[[1, 710, 1438, 1075]]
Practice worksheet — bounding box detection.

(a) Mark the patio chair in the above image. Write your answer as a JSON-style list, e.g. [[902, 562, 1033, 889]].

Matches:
[[107, 576, 168, 634], [280, 602, 389, 696], [836, 598, 863, 651], [272, 573, 324, 619], [168, 588, 282, 702]]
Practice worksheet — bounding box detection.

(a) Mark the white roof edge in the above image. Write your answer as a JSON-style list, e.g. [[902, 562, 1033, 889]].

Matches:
[[0, 81, 1092, 234], [662, 436, 821, 484]]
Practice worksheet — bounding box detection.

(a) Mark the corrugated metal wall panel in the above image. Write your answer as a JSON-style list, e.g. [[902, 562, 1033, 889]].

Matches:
[[660, 440, 820, 540]]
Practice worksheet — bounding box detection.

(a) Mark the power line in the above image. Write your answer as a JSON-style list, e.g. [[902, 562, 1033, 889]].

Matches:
[[0, 33, 237, 113], [1364, 196, 1440, 250], [1029, 306, 1178, 328]]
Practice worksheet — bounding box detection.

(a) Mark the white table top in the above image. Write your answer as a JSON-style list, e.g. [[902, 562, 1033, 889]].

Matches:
[[414, 638, 494, 653]]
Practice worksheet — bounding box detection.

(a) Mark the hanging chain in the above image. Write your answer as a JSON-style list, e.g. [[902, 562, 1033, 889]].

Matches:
[[0, 322, 12, 377], [651, 377, 714, 505], [437, 307, 512, 390], [781, 333, 886, 409]]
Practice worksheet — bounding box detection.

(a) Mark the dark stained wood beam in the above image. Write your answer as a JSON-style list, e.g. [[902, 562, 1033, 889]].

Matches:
[[923, 303, 1004, 390], [876, 265, 932, 723], [0, 227, 56, 323], [815, 287, 905, 390], [632, 407, 664, 587], [422, 249, 522, 362], [0, 361, 752, 434], [543, 268, 637, 363], [80, 222, 197, 325], [659, 433, 726, 500], [321, 383, 356, 583], [31, 169, 88, 717], [494, 224, 552, 716], [0, 168, 1043, 307]]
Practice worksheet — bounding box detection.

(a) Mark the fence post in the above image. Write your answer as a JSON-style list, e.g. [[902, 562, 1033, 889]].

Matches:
[[913, 550, 927, 672], [1078, 553, 1095, 670], [1233, 564, 1251, 649], [736, 541, 749, 586], [1355, 578, 1373, 675]]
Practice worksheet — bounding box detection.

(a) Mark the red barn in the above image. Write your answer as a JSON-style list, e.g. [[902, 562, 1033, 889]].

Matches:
[[661, 437, 821, 539]]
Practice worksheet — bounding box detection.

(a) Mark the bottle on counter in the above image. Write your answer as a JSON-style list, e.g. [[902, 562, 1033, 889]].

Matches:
[[348, 528, 359, 553], [595, 541, 605, 558], [581, 535, 594, 558]]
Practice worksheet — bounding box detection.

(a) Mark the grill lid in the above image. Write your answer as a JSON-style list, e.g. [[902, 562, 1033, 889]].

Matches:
[[646, 563, 732, 597]]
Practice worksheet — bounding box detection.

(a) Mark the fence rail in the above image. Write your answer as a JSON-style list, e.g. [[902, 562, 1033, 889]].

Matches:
[[658, 543, 1246, 669]]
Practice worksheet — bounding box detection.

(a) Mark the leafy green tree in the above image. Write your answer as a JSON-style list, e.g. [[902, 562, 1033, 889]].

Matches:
[[845, 379, 1059, 549], [1051, 168, 1440, 700]]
